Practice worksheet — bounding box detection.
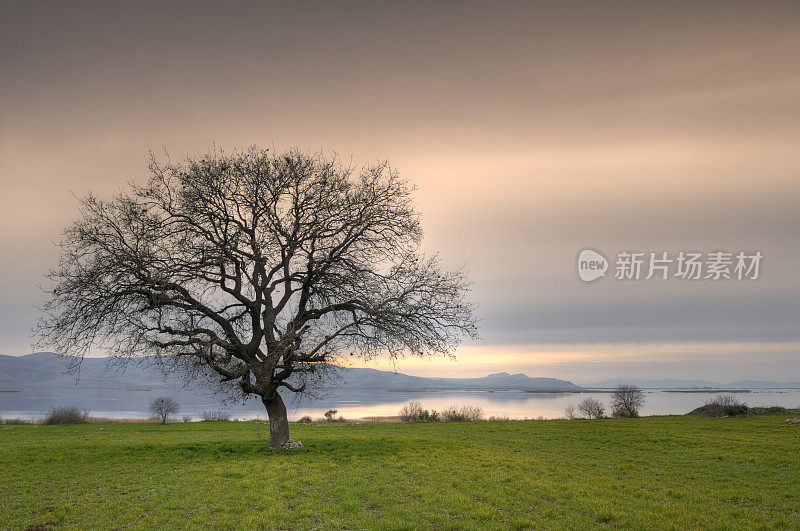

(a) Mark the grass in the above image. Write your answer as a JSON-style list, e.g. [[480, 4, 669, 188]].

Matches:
[[1, 415, 798, 529]]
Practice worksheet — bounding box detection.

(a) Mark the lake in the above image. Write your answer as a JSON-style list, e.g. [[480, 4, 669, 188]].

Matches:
[[2, 386, 799, 421]]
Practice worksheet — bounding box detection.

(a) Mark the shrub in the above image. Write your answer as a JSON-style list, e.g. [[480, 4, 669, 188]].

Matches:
[[399, 401, 422, 422], [724, 404, 750, 416], [440, 405, 484, 422], [564, 404, 577, 420], [399, 401, 441, 422], [182, 415, 193, 422], [43, 406, 88, 425], [577, 397, 605, 419], [400, 403, 486, 422], [297, 415, 313, 423], [200, 410, 231, 421], [611, 385, 645, 418], [749, 406, 792, 415], [323, 409, 338, 421], [0, 417, 32, 425], [692, 394, 749, 417], [612, 407, 637, 418], [400, 401, 425, 422]]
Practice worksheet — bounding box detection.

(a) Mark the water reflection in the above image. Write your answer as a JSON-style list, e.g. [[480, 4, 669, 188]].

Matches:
[[2, 387, 799, 421]]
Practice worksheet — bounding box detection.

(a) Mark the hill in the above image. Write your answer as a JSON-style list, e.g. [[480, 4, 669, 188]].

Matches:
[[582, 377, 800, 389], [0, 353, 581, 391]]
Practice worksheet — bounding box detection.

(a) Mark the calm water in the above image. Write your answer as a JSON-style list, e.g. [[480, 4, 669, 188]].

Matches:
[[2, 387, 799, 421]]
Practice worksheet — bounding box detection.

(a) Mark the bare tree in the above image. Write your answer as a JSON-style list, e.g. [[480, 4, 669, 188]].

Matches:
[[35, 147, 478, 447], [149, 396, 179, 424], [564, 404, 576, 420], [577, 397, 605, 419], [610, 385, 645, 418]]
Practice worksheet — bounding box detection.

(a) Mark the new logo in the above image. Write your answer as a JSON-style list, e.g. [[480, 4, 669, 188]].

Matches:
[[578, 249, 608, 282]]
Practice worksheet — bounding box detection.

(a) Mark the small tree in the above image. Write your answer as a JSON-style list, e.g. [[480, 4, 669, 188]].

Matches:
[[577, 397, 605, 419], [564, 404, 576, 420], [611, 385, 645, 418], [323, 409, 338, 421], [149, 397, 179, 424]]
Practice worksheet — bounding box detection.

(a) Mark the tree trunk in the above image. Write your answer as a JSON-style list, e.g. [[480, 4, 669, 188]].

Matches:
[[263, 391, 290, 447]]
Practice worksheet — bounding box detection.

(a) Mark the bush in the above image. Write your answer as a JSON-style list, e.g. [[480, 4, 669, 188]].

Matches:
[[748, 406, 793, 415], [43, 406, 88, 425], [399, 402, 484, 422], [692, 394, 749, 417], [182, 415, 193, 422], [200, 410, 231, 421], [0, 417, 32, 425], [324, 409, 338, 421], [722, 404, 748, 417], [612, 407, 637, 418], [577, 397, 605, 419], [399, 401, 441, 422], [440, 405, 484, 422], [611, 385, 645, 418], [564, 404, 577, 420], [297, 415, 313, 423], [399, 401, 423, 421]]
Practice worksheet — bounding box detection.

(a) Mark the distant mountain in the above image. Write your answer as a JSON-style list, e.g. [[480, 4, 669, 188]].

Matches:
[[727, 380, 800, 389], [6, 354, 797, 392], [0, 352, 182, 389], [326, 366, 581, 390], [582, 377, 800, 389], [0, 353, 582, 391]]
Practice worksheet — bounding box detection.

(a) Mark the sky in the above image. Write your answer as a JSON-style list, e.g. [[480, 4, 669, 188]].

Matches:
[[1, 0, 799, 383]]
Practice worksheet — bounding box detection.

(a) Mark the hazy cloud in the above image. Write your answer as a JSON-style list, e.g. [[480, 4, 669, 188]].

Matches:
[[1, 1, 798, 379]]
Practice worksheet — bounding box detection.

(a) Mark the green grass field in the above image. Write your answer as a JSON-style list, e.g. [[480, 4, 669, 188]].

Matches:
[[1, 415, 798, 529]]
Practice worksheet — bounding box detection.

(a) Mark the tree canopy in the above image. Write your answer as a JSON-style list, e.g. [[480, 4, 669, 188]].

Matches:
[[36, 147, 478, 446]]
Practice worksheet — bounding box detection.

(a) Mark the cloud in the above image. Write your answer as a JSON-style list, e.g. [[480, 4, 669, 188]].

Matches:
[[1, 1, 798, 379]]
